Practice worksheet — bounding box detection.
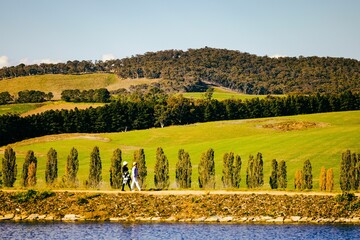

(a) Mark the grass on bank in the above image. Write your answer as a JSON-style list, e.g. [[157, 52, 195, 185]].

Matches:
[[0, 110, 359, 191]]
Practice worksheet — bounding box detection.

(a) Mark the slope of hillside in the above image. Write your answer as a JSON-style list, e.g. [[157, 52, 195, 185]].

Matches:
[[2, 48, 359, 95], [1, 111, 358, 191], [0, 73, 160, 100]]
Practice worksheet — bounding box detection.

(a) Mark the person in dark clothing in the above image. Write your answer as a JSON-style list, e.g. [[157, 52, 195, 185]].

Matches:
[[121, 161, 131, 191]]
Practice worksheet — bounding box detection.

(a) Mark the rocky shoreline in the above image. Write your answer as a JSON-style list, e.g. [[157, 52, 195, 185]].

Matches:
[[1, 190, 360, 224]]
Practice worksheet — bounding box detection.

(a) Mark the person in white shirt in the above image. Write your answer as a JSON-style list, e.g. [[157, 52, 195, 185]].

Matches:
[[131, 162, 141, 191]]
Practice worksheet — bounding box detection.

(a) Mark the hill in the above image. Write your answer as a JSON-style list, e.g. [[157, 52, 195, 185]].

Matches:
[[1, 48, 360, 94], [1, 110, 358, 191]]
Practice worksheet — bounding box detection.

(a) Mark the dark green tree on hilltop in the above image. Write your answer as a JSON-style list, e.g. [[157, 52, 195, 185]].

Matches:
[[2, 146, 17, 187]]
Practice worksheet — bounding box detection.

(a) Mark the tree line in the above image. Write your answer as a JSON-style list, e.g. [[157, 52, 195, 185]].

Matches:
[[2, 146, 355, 191], [0, 88, 111, 105], [1, 90, 359, 146], [0, 90, 54, 104], [1, 48, 360, 95]]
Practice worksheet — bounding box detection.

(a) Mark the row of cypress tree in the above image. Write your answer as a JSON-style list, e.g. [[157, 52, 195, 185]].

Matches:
[[0, 146, 356, 191]]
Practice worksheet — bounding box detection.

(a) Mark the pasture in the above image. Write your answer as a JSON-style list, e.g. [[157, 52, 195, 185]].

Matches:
[[1, 110, 358, 191]]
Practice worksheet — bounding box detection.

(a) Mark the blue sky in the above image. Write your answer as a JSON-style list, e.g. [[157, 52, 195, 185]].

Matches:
[[1, 0, 360, 67]]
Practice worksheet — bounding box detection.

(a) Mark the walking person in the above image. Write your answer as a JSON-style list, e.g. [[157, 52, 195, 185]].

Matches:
[[131, 162, 141, 191], [121, 161, 131, 191]]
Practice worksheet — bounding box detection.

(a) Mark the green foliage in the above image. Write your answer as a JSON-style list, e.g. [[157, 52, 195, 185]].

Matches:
[[21, 150, 37, 187], [340, 150, 352, 191], [11, 189, 38, 203], [246, 153, 264, 188], [64, 147, 79, 187], [87, 146, 102, 188], [340, 150, 359, 192], [11, 190, 55, 203], [0, 91, 13, 105], [222, 152, 234, 188], [198, 148, 215, 189], [232, 154, 242, 188], [302, 159, 313, 190], [176, 149, 192, 188], [278, 160, 287, 189], [134, 148, 147, 188], [61, 88, 110, 103], [269, 159, 278, 189], [335, 192, 356, 203], [109, 148, 122, 189], [17, 90, 51, 103], [45, 148, 58, 185], [350, 152, 359, 190], [154, 147, 169, 189], [2, 146, 17, 187]]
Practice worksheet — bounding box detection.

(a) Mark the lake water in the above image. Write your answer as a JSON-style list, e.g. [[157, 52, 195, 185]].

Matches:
[[0, 222, 359, 240]]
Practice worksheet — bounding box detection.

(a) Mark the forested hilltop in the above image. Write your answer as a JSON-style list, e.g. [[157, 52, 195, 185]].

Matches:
[[1, 48, 359, 94]]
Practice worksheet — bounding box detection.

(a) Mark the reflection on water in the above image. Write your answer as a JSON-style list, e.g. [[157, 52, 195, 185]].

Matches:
[[0, 222, 359, 240]]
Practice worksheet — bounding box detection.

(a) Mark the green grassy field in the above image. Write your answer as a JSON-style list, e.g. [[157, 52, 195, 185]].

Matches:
[[0, 73, 161, 100], [1, 110, 358, 191]]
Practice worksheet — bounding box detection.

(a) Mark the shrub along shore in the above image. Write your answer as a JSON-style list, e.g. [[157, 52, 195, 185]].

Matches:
[[1, 190, 360, 224]]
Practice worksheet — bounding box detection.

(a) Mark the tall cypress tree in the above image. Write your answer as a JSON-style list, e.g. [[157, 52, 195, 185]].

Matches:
[[21, 150, 37, 187], [64, 147, 79, 187], [269, 159, 278, 189], [109, 148, 122, 189], [233, 154, 242, 188], [134, 148, 147, 188], [45, 148, 58, 185], [350, 152, 359, 190], [154, 147, 169, 189], [340, 150, 351, 191], [222, 152, 234, 188], [175, 149, 192, 188], [294, 170, 303, 189], [326, 168, 334, 192], [198, 148, 215, 189], [2, 146, 17, 187], [278, 160, 287, 189], [246, 154, 255, 188], [303, 159, 313, 189], [255, 152, 264, 187], [27, 162, 37, 187], [319, 166, 327, 191], [88, 146, 102, 188]]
